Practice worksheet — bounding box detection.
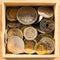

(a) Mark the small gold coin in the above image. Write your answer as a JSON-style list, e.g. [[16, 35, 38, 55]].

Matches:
[[35, 42, 48, 55], [40, 37, 55, 54], [8, 28, 23, 39], [24, 39, 36, 53]]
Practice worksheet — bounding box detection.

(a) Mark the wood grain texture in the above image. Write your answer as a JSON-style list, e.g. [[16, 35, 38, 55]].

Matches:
[[0, 0, 60, 60]]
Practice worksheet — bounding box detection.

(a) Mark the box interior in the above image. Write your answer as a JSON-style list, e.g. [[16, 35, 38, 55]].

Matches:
[[2, 2, 56, 58]]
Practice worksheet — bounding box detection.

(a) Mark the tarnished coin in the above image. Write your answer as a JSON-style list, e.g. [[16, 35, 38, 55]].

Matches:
[[7, 7, 19, 21], [35, 34, 55, 54], [35, 42, 48, 55], [24, 26, 38, 40], [17, 7, 37, 25], [40, 18, 54, 33], [8, 28, 23, 39], [7, 21, 21, 28], [24, 39, 36, 54], [7, 36, 24, 54], [38, 6, 53, 18]]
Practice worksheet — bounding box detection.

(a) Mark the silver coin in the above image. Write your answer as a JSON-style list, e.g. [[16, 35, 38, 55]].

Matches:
[[7, 36, 24, 54]]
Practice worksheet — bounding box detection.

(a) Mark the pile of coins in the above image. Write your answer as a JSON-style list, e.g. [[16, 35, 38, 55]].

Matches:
[[5, 6, 55, 55]]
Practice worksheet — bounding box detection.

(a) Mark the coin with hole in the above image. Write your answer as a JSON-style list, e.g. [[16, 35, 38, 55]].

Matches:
[[39, 18, 54, 33]]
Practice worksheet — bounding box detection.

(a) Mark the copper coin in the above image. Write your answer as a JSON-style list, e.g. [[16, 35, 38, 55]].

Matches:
[[7, 7, 19, 21]]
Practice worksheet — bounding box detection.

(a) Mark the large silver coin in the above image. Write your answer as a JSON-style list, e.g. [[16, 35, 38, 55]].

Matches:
[[7, 36, 24, 54], [17, 7, 37, 25]]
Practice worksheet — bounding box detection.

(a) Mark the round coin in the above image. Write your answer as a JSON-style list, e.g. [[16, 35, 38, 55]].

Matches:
[[7, 7, 19, 21], [24, 39, 36, 54], [39, 18, 54, 33], [17, 7, 37, 25], [7, 36, 24, 54], [24, 26, 38, 40]]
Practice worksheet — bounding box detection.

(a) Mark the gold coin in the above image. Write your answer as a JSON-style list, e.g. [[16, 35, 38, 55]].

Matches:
[[40, 36, 55, 54], [8, 28, 23, 39], [24, 26, 38, 40], [35, 42, 48, 55], [7, 7, 19, 21], [7, 36, 24, 54], [24, 39, 36, 53]]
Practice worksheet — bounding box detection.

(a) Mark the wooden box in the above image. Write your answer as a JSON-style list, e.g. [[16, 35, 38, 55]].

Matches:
[[2, 0, 58, 58]]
